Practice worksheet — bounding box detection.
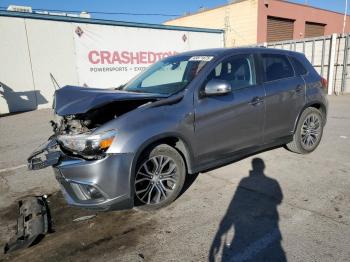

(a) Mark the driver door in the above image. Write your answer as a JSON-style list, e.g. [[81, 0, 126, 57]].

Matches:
[[193, 54, 265, 166]]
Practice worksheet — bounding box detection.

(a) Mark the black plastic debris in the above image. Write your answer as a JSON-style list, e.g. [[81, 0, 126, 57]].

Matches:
[[4, 196, 50, 254]]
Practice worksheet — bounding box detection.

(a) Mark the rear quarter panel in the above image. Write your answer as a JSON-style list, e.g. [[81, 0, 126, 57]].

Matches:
[[299, 53, 328, 115], [293, 53, 328, 128]]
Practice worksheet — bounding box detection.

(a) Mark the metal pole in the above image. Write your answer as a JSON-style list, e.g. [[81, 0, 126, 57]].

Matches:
[[341, 34, 349, 93], [312, 40, 315, 64], [328, 34, 338, 95], [343, 0, 348, 35], [321, 37, 326, 77]]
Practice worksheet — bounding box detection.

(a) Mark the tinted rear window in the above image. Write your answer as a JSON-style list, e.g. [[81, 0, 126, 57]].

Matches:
[[289, 56, 308, 75], [262, 54, 294, 82]]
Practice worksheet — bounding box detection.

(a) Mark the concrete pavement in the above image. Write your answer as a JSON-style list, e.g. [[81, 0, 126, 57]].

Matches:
[[0, 95, 349, 261]]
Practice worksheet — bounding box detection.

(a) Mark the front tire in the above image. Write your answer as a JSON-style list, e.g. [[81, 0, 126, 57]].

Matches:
[[286, 107, 324, 154], [134, 144, 186, 210]]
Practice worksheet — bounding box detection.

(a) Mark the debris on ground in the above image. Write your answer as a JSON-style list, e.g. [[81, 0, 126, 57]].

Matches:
[[138, 253, 145, 260], [72, 214, 96, 222], [3, 196, 50, 254]]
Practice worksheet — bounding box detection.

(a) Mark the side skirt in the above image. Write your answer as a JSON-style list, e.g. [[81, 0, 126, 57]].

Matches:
[[192, 135, 293, 174]]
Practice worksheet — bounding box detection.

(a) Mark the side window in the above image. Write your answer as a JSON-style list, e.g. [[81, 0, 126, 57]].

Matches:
[[262, 54, 294, 82], [207, 55, 256, 90], [289, 56, 308, 76]]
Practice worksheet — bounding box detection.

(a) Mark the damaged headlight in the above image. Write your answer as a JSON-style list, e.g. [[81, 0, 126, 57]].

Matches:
[[57, 130, 117, 156]]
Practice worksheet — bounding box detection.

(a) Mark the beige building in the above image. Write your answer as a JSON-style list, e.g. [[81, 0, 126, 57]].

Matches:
[[164, 0, 350, 47], [165, 0, 258, 47]]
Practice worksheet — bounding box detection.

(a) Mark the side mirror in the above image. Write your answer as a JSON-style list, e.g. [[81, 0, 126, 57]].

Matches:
[[204, 79, 231, 96]]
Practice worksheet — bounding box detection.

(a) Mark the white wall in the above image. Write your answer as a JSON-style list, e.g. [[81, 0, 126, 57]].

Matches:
[[25, 19, 79, 110], [0, 15, 224, 114], [0, 17, 37, 113]]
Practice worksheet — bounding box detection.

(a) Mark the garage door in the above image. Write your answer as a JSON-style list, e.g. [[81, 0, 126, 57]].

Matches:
[[305, 22, 325, 38], [267, 16, 294, 42]]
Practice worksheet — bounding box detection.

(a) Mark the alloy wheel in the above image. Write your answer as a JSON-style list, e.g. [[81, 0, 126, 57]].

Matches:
[[135, 155, 178, 205], [301, 113, 322, 149]]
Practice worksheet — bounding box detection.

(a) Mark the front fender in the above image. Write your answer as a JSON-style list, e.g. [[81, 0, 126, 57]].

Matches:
[[107, 105, 195, 172]]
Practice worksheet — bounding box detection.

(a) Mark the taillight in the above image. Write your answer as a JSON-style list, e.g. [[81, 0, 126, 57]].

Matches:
[[321, 77, 328, 92]]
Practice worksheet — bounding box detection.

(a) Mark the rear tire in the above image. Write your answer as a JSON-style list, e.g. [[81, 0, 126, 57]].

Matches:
[[286, 107, 324, 154], [134, 144, 186, 211]]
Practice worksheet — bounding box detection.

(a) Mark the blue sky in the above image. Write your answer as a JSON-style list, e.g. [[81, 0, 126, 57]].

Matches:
[[0, 0, 348, 24]]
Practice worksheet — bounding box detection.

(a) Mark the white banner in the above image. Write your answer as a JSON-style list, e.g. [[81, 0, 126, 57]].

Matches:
[[73, 23, 223, 88]]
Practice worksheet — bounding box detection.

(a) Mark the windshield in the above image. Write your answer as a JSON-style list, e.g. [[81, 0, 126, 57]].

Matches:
[[123, 55, 214, 95]]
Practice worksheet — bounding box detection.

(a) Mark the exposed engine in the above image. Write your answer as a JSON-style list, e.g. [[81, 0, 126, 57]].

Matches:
[[51, 115, 91, 135], [51, 99, 155, 135]]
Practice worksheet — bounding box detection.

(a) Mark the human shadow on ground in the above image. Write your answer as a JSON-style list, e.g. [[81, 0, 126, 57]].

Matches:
[[209, 158, 286, 262]]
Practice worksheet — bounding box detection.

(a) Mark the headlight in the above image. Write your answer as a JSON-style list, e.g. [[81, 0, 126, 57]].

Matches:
[[57, 130, 117, 156]]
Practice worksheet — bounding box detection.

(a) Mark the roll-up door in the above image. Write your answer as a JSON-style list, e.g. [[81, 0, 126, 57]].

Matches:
[[267, 16, 294, 42], [305, 22, 325, 38]]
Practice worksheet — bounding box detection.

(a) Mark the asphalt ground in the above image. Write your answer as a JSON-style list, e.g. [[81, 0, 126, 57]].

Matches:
[[0, 95, 349, 262]]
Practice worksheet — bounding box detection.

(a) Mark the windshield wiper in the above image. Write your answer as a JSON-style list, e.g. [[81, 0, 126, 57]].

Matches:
[[115, 84, 125, 90]]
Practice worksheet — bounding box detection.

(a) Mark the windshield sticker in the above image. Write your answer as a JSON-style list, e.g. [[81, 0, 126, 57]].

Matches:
[[189, 56, 214, 62]]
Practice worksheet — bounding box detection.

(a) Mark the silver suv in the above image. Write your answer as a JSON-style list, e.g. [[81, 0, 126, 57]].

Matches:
[[28, 48, 328, 211]]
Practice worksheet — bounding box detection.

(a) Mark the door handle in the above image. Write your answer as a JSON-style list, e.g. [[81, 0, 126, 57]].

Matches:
[[250, 97, 263, 106]]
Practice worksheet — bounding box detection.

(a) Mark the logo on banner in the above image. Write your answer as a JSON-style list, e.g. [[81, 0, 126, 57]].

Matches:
[[88, 50, 178, 65], [86, 50, 178, 76], [75, 26, 84, 37]]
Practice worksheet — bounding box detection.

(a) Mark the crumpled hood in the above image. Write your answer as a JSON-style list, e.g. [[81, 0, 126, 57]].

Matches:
[[54, 85, 168, 116]]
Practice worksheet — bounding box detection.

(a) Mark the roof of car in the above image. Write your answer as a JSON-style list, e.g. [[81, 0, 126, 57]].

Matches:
[[177, 47, 302, 58]]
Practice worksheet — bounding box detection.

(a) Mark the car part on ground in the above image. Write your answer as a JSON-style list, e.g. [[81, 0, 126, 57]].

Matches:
[[72, 214, 96, 222], [4, 196, 50, 254]]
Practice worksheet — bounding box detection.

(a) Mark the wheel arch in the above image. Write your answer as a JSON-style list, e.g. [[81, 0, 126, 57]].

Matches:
[[293, 102, 327, 134], [131, 133, 195, 179]]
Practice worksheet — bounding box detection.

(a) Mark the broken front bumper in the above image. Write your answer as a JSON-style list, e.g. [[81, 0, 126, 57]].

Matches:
[[28, 139, 134, 211], [27, 139, 61, 170]]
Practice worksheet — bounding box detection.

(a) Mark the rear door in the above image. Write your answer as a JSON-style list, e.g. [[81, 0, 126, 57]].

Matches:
[[194, 54, 265, 165], [261, 53, 305, 142]]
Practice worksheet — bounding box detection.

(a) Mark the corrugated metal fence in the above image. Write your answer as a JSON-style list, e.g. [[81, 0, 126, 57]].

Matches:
[[263, 34, 350, 95]]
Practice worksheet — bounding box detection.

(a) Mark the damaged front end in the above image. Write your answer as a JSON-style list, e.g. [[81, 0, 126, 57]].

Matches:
[[29, 85, 165, 166], [26, 85, 161, 211]]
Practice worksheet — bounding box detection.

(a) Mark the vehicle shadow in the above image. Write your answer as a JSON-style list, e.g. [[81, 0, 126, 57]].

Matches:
[[209, 158, 286, 262], [0, 82, 48, 115]]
